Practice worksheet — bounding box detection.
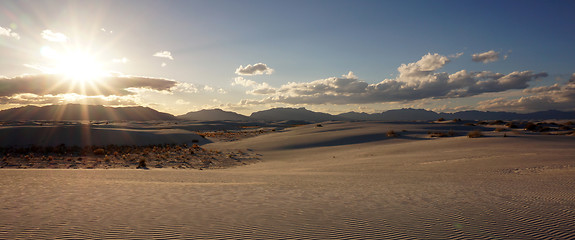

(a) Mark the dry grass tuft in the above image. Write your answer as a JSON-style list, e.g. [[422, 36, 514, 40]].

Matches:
[[467, 130, 483, 138]]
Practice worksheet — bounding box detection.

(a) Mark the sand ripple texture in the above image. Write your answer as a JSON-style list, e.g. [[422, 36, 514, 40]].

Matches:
[[1, 122, 575, 239], [1, 168, 575, 239]]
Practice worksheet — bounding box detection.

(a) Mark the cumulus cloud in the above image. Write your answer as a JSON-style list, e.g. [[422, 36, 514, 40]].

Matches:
[[0, 74, 177, 98], [478, 74, 575, 112], [153, 51, 174, 60], [235, 63, 274, 75], [232, 77, 276, 95], [0, 26, 20, 39], [238, 53, 548, 106], [41, 29, 68, 42], [232, 77, 257, 87], [250, 82, 276, 95], [472, 50, 500, 63]]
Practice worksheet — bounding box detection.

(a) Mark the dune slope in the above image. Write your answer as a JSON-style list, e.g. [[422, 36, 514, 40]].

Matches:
[[1, 121, 574, 239]]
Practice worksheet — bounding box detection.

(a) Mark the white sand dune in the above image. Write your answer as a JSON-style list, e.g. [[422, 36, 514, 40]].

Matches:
[[1, 121, 575, 239], [0, 125, 209, 147]]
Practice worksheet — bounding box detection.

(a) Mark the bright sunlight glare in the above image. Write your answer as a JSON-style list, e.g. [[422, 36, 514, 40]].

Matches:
[[41, 46, 106, 83]]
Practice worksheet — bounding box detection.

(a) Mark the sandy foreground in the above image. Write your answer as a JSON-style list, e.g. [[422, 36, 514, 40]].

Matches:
[[1, 121, 575, 239]]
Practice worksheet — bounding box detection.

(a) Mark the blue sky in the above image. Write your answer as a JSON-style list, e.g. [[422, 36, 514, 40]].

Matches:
[[1, 0, 574, 115]]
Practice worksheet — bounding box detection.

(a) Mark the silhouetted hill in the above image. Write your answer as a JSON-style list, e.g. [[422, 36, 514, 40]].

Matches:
[[251, 107, 346, 121], [178, 109, 252, 121], [0, 104, 177, 121]]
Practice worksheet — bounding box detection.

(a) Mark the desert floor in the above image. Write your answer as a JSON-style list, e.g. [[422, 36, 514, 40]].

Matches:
[[1, 121, 575, 239]]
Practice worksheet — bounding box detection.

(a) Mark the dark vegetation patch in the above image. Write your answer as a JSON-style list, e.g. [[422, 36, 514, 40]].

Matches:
[[0, 144, 258, 169]]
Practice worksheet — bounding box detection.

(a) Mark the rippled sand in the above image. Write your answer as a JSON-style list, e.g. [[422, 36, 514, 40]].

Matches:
[[1, 121, 575, 239]]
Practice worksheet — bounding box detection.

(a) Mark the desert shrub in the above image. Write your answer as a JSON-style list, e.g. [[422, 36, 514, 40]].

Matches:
[[525, 122, 537, 131], [505, 122, 518, 128], [464, 123, 476, 126], [467, 130, 483, 138], [490, 120, 505, 125], [316, 124, 323, 127], [538, 126, 551, 132], [437, 118, 445, 121], [477, 121, 488, 125], [494, 127, 506, 132], [137, 159, 147, 169], [387, 130, 398, 137], [93, 148, 105, 155]]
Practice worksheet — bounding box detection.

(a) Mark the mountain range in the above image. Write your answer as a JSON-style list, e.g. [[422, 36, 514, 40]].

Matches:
[[0, 104, 177, 121], [0, 105, 574, 121]]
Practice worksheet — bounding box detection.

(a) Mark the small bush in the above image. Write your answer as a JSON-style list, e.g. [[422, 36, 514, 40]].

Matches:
[[505, 122, 518, 128], [316, 124, 323, 127], [489, 120, 505, 125], [137, 159, 147, 169], [525, 122, 537, 131], [387, 130, 398, 137], [467, 130, 483, 138], [93, 148, 105, 155], [437, 118, 445, 121]]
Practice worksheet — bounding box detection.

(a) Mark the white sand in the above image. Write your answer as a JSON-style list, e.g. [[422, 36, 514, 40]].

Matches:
[[1, 121, 575, 239]]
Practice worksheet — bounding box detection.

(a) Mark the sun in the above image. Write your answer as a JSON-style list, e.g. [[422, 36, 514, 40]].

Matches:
[[41, 46, 106, 83]]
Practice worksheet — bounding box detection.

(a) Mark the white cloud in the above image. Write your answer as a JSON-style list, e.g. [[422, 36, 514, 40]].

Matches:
[[41, 29, 68, 42], [232, 77, 257, 87], [472, 50, 500, 63], [153, 51, 174, 60], [232, 77, 276, 95], [0, 26, 20, 39], [478, 73, 575, 112], [235, 63, 274, 75], [237, 53, 548, 106], [250, 82, 276, 95]]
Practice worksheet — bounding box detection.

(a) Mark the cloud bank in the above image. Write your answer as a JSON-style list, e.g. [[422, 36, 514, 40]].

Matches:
[[472, 50, 500, 63], [238, 53, 548, 106], [0, 26, 20, 40], [478, 73, 575, 112], [0, 74, 177, 98], [235, 63, 274, 75]]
